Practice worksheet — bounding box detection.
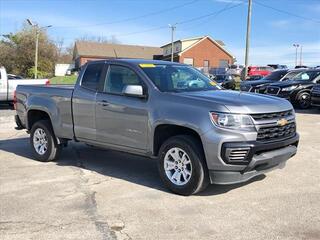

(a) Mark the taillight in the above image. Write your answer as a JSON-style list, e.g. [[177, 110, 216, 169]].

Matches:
[[45, 79, 50, 85], [13, 90, 17, 110]]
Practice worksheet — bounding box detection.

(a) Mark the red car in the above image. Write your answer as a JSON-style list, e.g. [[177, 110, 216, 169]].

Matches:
[[247, 66, 273, 77]]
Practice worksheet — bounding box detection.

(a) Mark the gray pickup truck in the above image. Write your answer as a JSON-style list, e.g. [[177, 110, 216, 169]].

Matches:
[[15, 59, 299, 195]]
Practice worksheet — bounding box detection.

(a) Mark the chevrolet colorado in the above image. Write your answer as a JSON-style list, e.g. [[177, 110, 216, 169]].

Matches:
[[15, 59, 299, 195]]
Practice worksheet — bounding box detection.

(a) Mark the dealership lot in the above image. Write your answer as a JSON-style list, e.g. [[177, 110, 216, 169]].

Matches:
[[0, 107, 319, 240]]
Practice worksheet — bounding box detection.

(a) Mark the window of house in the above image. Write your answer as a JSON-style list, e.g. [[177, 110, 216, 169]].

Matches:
[[203, 60, 210, 73], [81, 63, 104, 91], [219, 60, 229, 68], [183, 58, 194, 66], [104, 65, 141, 94]]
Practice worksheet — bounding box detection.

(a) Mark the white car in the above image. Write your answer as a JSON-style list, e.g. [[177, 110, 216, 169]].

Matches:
[[0, 66, 49, 102]]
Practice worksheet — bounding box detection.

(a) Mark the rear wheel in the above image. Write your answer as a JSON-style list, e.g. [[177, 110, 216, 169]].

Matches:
[[158, 135, 209, 195], [30, 120, 61, 162], [296, 92, 311, 109]]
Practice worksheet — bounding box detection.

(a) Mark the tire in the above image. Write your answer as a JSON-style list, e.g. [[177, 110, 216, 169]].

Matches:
[[296, 92, 311, 109], [30, 120, 61, 162], [158, 135, 209, 196]]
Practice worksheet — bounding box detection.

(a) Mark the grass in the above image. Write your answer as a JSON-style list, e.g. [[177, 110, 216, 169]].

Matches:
[[50, 75, 77, 85]]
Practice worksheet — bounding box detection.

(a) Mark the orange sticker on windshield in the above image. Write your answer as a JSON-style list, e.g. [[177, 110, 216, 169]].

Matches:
[[209, 81, 217, 86], [139, 63, 155, 68]]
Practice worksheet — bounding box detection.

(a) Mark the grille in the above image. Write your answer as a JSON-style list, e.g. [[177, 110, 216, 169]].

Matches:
[[251, 110, 293, 121], [225, 148, 250, 163], [257, 122, 296, 141], [266, 86, 280, 95]]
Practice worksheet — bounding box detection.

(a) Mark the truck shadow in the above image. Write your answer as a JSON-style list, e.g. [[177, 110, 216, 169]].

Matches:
[[295, 108, 320, 115], [0, 137, 265, 196]]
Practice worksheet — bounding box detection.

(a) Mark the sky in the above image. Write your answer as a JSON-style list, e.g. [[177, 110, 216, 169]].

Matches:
[[0, 0, 319, 67]]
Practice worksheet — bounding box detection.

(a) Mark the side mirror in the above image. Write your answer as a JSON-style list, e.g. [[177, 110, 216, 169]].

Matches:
[[123, 85, 146, 98]]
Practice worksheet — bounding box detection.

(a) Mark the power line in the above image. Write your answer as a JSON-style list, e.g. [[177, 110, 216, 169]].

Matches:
[[254, 0, 320, 24], [53, 0, 200, 28], [177, 1, 243, 31], [57, 2, 243, 40]]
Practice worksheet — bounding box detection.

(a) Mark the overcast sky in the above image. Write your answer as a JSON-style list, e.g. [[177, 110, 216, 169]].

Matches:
[[1, 0, 319, 67]]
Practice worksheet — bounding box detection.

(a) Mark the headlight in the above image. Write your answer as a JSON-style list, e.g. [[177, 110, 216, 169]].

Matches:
[[282, 85, 298, 91], [210, 112, 255, 131]]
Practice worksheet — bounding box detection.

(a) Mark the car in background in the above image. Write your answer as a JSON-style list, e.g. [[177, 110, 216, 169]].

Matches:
[[0, 66, 49, 103], [311, 84, 320, 109], [7, 74, 23, 79], [211, 74, 236, 90], [268, 64, 288, 70], [240, 69, 289, 93], [241, 66, 274, 80], [265, 69, 320, 109], [226, 64, 243, 76]]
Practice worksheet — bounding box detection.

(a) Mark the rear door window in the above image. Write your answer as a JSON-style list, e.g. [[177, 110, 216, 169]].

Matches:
[[81, 63, 104, 91]]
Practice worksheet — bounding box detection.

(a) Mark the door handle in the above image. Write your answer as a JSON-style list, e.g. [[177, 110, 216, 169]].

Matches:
[[98, 100, 109, 107]]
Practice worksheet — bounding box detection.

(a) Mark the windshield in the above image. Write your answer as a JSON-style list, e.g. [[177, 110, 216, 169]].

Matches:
[[281, 71, 301, 80], [140, 64, 221, 92], [292, 70, 320, 81], [263, 70, 287, 80]]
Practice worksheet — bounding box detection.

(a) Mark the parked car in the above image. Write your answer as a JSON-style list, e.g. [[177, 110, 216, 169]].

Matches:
[[15, 59, 299, 196], [240, 69, 289, 93], [311, 84, 320, 109], [211, 74, 236, 90], [265, 69, 320, 109], [241, 66, 274, 80], [268, 64, 288, 70], [226, 64, 243, 76], [0, 66, 49, 103]]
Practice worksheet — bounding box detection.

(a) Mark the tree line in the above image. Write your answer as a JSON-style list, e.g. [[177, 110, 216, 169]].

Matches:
[[0, 25, 119, 78]]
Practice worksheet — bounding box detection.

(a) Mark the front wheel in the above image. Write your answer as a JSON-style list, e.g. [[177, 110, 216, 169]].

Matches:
[[296, 92, 311, 109], [30, 120, 61, 162], [158, 135, 209, 196]]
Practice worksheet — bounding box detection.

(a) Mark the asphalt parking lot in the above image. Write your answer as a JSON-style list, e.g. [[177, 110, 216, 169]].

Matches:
[[0, 105, 319, 240]]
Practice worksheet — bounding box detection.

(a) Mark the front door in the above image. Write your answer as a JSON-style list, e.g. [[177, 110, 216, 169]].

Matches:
[[95, 64, 149, 150], [72, 62, 105, 141]]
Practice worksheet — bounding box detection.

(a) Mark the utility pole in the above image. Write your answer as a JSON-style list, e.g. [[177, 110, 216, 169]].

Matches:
[[169, 24, 176, 62], [244, 0, 252, 80], [293, 44, 299, 67], [26, 19, 52, 79], [300, 45, 303, 66]]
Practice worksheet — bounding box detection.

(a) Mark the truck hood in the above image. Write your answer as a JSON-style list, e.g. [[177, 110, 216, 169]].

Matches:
[[177, 90, 292, 114]]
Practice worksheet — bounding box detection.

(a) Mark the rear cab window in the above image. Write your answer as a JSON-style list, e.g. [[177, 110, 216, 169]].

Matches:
[[81, 62, 105, 91]]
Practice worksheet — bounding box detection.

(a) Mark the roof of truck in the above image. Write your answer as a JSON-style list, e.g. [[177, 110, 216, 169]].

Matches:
[[87, 58, 182, 66]]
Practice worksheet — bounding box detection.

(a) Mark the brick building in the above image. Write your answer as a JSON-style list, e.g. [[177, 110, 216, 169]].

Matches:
[[73, 41, 162, 68], [161, 36, 235, 73]]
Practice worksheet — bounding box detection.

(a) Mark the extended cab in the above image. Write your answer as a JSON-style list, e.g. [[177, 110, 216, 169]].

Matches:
[[0, 66, 49, 102], [15, 59, 299, 195]]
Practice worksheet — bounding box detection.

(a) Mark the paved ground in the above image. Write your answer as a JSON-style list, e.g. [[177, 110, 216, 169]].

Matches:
[[0, 104, 319, 240]]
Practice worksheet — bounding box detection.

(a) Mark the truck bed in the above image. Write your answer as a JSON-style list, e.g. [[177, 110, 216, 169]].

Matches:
[[16, 84, 75, 139]]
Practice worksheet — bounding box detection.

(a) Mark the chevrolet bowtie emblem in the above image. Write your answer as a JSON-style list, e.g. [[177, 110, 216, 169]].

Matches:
[[277, 118, 288, 126]]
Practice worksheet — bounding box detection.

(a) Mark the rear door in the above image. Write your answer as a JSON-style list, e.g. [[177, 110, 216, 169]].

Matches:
[[95, 64, 149, 150], [72, 62, 106, 141]]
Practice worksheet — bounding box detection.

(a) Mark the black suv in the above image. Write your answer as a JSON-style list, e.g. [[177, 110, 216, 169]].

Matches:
[[240, 69, 289, 93], [265, 69, 320, 109], [311, 84, 320, 109]]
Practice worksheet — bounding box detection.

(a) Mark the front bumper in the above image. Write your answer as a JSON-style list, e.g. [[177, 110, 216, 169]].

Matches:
[[209, 134, 299, 184]]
